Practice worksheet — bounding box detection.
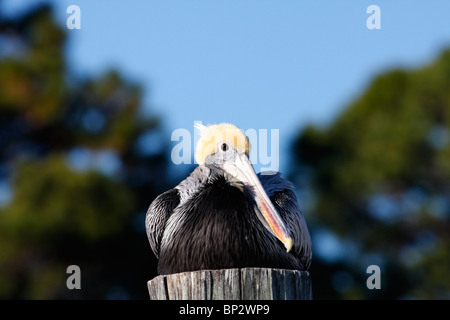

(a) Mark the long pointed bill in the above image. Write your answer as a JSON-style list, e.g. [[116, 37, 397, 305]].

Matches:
[[223, 153, 293, 252]]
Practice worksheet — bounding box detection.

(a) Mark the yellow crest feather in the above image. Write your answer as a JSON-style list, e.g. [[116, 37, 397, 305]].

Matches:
[[195, 123, 250, 166]]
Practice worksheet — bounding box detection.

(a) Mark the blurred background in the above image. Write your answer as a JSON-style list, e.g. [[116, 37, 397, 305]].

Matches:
[[0, 0, 449, 299]]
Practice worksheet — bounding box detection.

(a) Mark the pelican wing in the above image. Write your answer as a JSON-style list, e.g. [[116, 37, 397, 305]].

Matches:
[[258, 172, 312, 270], [145, 188, 180, 258], [146, 166, 211, 258]]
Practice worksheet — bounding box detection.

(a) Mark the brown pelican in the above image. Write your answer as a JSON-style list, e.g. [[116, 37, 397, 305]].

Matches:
[[146, 123, 311, 275]]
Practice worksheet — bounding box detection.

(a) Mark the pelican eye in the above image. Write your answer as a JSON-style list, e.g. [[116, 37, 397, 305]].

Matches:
[[221, 143, 229, 152]]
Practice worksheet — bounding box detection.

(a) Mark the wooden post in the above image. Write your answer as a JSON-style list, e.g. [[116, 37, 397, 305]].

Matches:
[[147, 268, 312, 300]]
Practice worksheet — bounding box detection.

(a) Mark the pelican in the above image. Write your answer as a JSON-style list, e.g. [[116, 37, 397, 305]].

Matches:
[[146, 123, 311, 275]]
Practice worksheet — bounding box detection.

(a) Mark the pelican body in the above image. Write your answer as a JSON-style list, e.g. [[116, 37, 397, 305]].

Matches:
[[146, 123, 311, 275]]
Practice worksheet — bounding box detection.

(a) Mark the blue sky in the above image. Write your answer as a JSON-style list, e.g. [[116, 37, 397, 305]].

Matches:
[[3, 0, 450, 176]]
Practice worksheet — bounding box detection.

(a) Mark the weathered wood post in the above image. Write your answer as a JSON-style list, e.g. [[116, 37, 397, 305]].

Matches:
[[147, 268, 312, 300]]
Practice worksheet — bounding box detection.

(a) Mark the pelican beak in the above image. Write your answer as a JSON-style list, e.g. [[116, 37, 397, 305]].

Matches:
[[223, 153, 293, 252]]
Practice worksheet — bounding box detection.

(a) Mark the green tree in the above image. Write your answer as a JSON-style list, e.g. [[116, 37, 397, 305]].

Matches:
[[292, 50, 450, 299], [0, 4, 169, 299]]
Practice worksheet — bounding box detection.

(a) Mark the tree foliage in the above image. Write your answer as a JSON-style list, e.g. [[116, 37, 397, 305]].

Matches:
[[292, 50, 450, 299], [0, 4, 168, 299]]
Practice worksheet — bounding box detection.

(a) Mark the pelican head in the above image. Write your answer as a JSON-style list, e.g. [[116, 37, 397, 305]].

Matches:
[[194, 123, 293, 252]]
